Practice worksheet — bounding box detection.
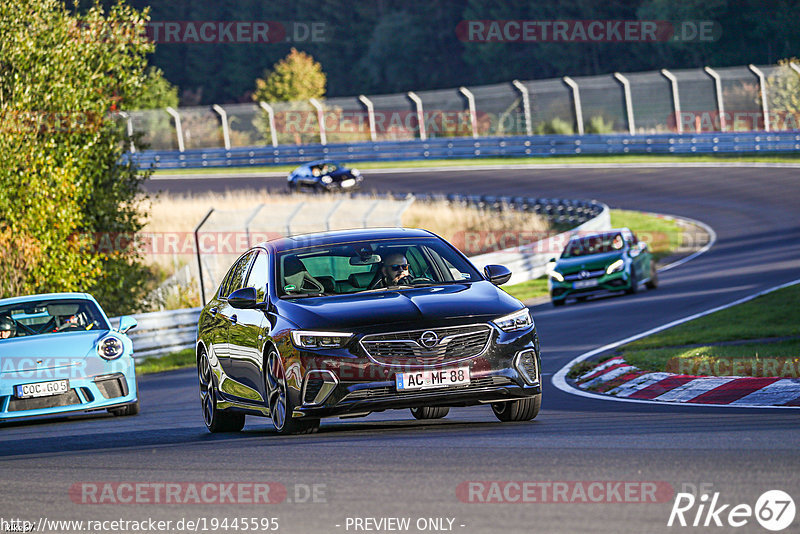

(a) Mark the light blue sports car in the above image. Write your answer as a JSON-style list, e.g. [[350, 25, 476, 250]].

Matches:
[[0, 292, 139, 423]]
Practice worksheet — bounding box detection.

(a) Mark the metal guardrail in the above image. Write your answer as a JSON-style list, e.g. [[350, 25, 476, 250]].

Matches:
[[125, 132, 800, 170], [118, 195, 607, 360]]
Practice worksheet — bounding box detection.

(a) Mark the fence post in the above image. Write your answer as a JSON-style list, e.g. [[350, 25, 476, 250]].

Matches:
[[661, 69, 682, 133], [212, 104, 231, 149], [458, 87, 479, 138], [258, 102, 278, 148], [704, 67, 726, 131], [362, 200, 380, 227], [613, 73, 635, 135], [791, 63, 800, 76], [285, 201, 306, 235], [309, 98, 327, 145], [358, 95, 377, 142], [748, 64, 770, 132], [324, 199, 345, 230], [244, 204, 265, 247], [562, 76, 584, 135], [511, 80, 532, 136], [118, 111, 136, 153], [165, 107, 185, 152], [407, 91, 426, 140], [193, 208, 215, 304]]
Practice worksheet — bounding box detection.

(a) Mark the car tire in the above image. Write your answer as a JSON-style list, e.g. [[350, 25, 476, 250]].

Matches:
[[265, 347, 320, 435], [198, 349, 245, 433], [491, 394, 541, 422], [108, 399, 139, 416], [625, 270, 639, 294], [410, 406, 449, 420], [645, 263, 659, 290], [552, 298, 565, 307], [287, 182, 297, 193]]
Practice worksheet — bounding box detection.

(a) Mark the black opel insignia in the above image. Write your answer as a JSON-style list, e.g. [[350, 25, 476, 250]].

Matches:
[[196, 228, 541, 434]]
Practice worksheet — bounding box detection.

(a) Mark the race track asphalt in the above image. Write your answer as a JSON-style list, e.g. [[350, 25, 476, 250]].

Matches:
[[1, 166, 798, 533]]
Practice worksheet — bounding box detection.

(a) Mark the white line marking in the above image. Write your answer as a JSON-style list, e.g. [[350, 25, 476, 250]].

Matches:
[[580, 365, 636, 389], [605, 372, 672, 397], [654, 376, 736, 402], [732, 380, 800, 406], [551, 278, 800, 409]]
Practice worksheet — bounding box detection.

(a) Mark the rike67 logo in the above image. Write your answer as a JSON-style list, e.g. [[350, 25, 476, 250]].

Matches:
[[668, 489, 795, 531]]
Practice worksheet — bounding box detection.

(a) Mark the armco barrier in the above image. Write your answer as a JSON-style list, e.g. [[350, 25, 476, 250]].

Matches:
[[115, 195, 607, 360], [126, 131, 800, 170]]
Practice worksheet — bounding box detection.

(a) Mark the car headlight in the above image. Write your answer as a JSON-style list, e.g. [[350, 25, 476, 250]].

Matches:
[[321, 176, 333, 184], [493, 308, 533, 332], [606, 259, 625, 275], [351, 168, 360, 176], [291, 331, 353, 349], [97, 335, 124, 360], [549, 270, 565, 282]]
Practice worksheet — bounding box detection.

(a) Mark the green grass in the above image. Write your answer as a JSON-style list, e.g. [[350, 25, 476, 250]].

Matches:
[[136, 348, 195, 375], [151, 153, 800, 176], [626, 284, 800, 350], [502, 277, 549, 302]]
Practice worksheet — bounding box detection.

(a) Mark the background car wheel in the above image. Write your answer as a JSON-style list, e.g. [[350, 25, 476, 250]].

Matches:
[[198, 350, 245, 433], [491, 394, 541, 422], [287, 182, 297, 193], [625, 270, 639, 294], [265, 348, 319, 435], [646, 264, 659, 289], [410, 406, 449, 420], [108, 400, 139, 416], [552, 298, 565, 307]]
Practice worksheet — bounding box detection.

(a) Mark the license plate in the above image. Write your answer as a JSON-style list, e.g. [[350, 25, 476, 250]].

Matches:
[[341, 178, 356, 188], [396, 367, 470, 391], [15, 379, 69, 399], [573, 279, 599, 289]]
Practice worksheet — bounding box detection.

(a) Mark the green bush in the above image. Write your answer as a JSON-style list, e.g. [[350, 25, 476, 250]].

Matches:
[[0, 0, 160, 315], [533, 117, 574, 135], [585, 115, 615, 134]]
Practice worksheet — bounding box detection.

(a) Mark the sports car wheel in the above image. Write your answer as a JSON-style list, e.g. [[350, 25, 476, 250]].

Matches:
[[625, 270, 639, 294], [491, 394, 541, 422], [646, 263, 659, 289], [552, 298, 565, 307], [265, 348, 319, 435], [198, 349, 245, 433], [410, 406, 449, 420]]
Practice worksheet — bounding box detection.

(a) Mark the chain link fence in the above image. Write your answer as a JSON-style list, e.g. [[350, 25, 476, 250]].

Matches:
[[121, 63, 799, 152]]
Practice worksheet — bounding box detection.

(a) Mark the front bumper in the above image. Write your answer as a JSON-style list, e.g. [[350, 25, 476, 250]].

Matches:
[[549, 270, 630, 301], [285, 325, 540, 419], [0, 358, 137, 422]]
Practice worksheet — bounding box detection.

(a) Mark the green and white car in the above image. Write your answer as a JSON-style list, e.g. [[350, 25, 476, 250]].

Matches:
[[547, 228, 658, 306]]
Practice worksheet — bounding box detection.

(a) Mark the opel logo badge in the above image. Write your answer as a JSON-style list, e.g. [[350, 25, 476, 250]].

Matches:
[[579, 270, 590, 279], [419, 331, 439, 348]]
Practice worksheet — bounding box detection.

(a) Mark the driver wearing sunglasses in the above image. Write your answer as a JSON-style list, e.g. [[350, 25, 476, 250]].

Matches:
[[380, 252, 414, 287]]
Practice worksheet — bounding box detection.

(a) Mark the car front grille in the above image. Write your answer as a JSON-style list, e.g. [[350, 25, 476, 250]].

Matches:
[[360, 324, 492, 366], [563, 268, 606, 281], [341, 375, 514, 402], [6, 389, 82, 412]]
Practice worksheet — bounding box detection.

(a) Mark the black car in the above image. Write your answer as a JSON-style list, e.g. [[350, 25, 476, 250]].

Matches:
[[196, 228, 541, 434], [287, 159, 363, 192]]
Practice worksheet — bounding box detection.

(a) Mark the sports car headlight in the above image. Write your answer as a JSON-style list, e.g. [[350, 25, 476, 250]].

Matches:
[[97, 335, 124, 360], [351, 168, 360, 176], [291, 331, 353, 349], [549, 270, 565, 282], [606, 259, 625, 275], [321, 176, 333, 184], [493, 308, 533, 332]]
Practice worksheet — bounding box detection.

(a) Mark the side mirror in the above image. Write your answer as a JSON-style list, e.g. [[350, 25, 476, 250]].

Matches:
[[484, 264, 512, 286], [228, 287, 262, 309], [118, 316, 137, 334]]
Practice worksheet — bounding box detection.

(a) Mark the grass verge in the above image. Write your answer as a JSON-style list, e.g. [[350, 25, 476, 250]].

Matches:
[[136, 348, 195, 375], [571, 284, 800, 379], [152, 153, 800, 176], [502, 209, 687, 302]]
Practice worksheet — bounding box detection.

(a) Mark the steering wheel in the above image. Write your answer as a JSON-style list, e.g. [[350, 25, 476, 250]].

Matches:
[[409, 276, 435, 284]]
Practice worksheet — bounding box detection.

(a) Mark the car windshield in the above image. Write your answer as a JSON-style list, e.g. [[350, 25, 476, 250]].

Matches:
[[561, 232, 625, 258], [277, 237, 480, 297], [0, 298, 109, 341]]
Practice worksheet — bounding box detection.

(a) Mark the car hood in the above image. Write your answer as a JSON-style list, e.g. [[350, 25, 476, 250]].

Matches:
[[555, 251, 624, 274], [0, 331, 111, 370], [275, 281, 522, 331]]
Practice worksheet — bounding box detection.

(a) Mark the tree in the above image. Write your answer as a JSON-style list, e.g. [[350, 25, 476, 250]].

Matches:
[[252, 48, 326, 103], [0, 0, 157, 314]]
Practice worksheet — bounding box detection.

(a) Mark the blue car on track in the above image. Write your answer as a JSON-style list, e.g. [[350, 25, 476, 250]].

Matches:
[[0, 293, 139, 423]]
